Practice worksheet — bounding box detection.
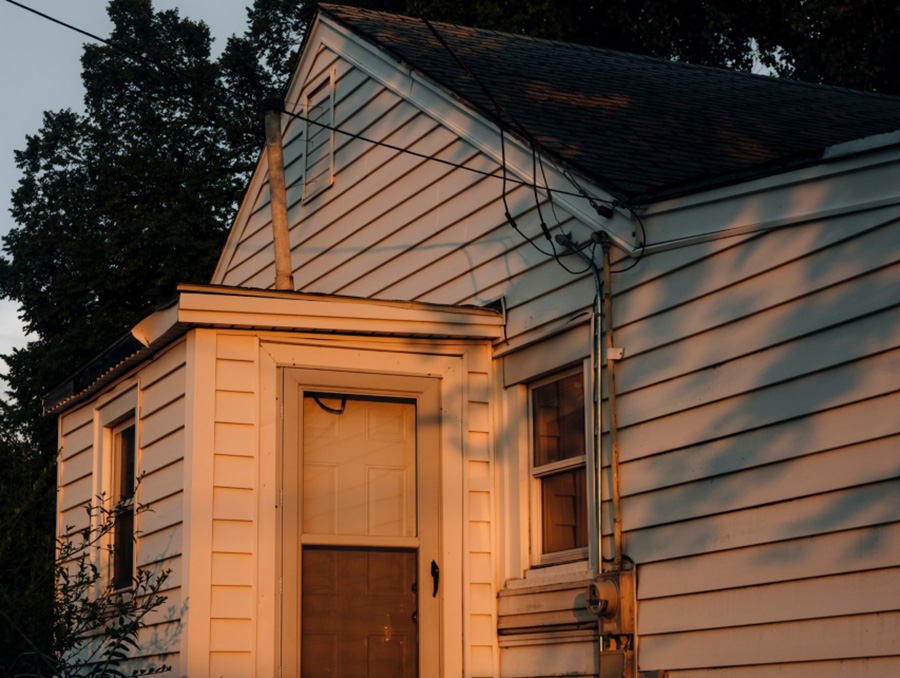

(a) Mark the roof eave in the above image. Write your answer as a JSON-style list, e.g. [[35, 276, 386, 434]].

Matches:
[[43, 284, 504, 416]]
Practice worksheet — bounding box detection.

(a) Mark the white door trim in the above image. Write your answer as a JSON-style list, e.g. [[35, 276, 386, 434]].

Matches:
[[255, 339, 469, 678]]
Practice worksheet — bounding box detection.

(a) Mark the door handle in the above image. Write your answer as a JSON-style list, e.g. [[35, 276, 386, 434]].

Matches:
[[431, 560, 440, 597]]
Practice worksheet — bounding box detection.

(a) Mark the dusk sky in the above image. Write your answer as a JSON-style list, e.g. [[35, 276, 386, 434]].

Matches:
[[0, 1, 252, 390]]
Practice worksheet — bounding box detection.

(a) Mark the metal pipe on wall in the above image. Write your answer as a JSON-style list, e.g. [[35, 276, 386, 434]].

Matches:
[[599, 232, 624, 572], [263, 101, 295, 291]]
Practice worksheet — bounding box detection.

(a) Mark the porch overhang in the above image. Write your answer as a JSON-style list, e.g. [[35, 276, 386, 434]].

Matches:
[[43, 284, 504, 415]]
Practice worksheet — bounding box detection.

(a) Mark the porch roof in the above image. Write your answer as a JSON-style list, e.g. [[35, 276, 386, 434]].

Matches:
[[43, 284, 503, 415]]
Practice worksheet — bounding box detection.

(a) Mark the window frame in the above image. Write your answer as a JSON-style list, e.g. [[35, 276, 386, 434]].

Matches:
[[528, 364, 592, 566], [109, 417, 137, 591]]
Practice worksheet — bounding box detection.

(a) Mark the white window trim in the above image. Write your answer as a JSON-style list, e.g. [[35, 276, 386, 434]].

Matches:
[[94, 387, 139, 594], [528, 363, 594, 568]]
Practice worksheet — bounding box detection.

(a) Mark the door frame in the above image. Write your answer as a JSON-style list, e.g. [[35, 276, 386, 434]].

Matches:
[[256, 338, 475, 678], [280, 367, 442, 677]]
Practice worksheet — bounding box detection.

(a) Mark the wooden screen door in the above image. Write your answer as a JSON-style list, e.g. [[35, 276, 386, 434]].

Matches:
[[282, 369, 441, 678]]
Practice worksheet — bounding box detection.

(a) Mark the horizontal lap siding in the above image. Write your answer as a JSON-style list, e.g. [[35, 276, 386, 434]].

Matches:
[[209, 333, 259, 676], [135, 341, 187, 673], [55, 341, 188, 674], [59, 417, 94, 546], [218, 51, 596, 348], [616, 217, 900, 673], [666, 657, 900, 678], [212, 39, 900, 678]]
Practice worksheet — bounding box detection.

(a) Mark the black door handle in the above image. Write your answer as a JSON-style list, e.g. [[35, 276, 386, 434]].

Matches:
[[431, 560, 439, 597]]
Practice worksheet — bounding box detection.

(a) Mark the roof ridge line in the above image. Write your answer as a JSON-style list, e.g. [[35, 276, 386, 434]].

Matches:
[[318, 2, 900, 100]]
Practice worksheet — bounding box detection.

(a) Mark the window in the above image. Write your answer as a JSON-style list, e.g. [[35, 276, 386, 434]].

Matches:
[[110, 419, 136, 590], [303, 69, 335, 202], [531, 368, 588, 562]]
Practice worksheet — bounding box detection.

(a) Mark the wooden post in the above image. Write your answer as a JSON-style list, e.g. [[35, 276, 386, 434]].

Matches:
[[263, 100, 295, 291]]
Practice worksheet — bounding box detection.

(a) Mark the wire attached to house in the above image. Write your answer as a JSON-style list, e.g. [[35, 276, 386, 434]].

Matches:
[[406, 0, 651, 278], [407, 0, 607, 278], [404, 2, 553, 249], [7, 0, 649, 271], [311, 394, 347, 415], [3, 0, 597, 202]]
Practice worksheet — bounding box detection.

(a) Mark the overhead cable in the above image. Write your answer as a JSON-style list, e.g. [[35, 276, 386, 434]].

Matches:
[[5, 0, 600, 202]]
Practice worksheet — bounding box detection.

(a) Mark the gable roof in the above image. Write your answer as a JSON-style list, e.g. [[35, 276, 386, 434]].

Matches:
[[319, 3, 900, 202]]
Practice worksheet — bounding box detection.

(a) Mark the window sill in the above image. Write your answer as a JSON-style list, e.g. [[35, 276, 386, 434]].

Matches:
[[505, 560, 592, 591]]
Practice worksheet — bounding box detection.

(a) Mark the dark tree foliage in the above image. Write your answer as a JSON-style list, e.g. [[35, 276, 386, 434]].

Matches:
[[0, 429, 57, 672], [755, 0, 900, 95], [2, 0, 897, 670], [0, 0, 305, 670]]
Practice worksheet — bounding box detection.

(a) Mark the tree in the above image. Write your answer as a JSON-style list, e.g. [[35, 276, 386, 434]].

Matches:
[[0, 0, 304, 669], [755, 0, 900, 95]]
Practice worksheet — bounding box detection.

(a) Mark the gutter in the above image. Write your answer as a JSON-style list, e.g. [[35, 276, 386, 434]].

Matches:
[[42, 296, 183, 415], [43, 284, 504, 415]]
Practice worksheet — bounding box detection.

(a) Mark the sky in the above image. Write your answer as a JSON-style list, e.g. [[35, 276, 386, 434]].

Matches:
[[0, 0, 252, 392]]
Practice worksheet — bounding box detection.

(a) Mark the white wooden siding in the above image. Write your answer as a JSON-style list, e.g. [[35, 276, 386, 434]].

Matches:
[[488, 211, 899, 676], [216, 49, 597, 345], [209, 22, 900, 678], [195, 334, 496, 677], [56, 340, 188, 674], [612, 217, 900, 674], [208, 332, 259, 677]]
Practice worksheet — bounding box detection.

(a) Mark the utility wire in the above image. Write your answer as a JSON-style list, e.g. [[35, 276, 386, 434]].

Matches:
[[405, 0, 622, 222], [407, 0, 611, 276], [8, 0, 646, 272], [5, 0, 601, 202]]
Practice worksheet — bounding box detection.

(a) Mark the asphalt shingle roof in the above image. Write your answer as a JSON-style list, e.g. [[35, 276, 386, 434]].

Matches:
[[319, 3, 900, 202]]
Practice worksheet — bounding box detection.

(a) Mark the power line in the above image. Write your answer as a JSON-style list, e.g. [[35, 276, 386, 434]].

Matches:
[[4, 0, 604, 202], [406, 0, 615, 275]]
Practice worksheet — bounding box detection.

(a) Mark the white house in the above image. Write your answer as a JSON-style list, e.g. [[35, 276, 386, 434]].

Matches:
[[48, 4, 900, 677]]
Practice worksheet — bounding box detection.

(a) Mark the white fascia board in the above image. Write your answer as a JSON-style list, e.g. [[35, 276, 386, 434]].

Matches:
[[823, 128, 900, 161], [175, 290, 504, 339], [129, 287, 504, 344], [639, 141, 900, 253], [314, 14, 639, 254]]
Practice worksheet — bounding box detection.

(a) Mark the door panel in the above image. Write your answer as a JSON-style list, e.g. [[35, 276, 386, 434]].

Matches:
[[301, 547, 417, 678], [303, 396, 416, 538], [282, 369, 442, 678]]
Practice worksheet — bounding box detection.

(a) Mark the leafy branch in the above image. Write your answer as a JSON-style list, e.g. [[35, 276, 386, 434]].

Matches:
[[6, 488, 171, 678]]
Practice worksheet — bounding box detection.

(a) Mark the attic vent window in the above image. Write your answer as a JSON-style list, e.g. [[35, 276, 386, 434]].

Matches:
[[303, 68, 336, 202]]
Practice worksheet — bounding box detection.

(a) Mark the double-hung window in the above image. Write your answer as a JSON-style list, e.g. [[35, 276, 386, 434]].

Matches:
[[531, 367, 588, 563]]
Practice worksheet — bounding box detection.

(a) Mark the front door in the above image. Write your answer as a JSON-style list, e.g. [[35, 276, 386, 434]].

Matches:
[[282, 370, 441, 678]]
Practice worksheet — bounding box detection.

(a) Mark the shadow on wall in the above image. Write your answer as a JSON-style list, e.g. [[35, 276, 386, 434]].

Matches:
[[608, 176, 900, 668]]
